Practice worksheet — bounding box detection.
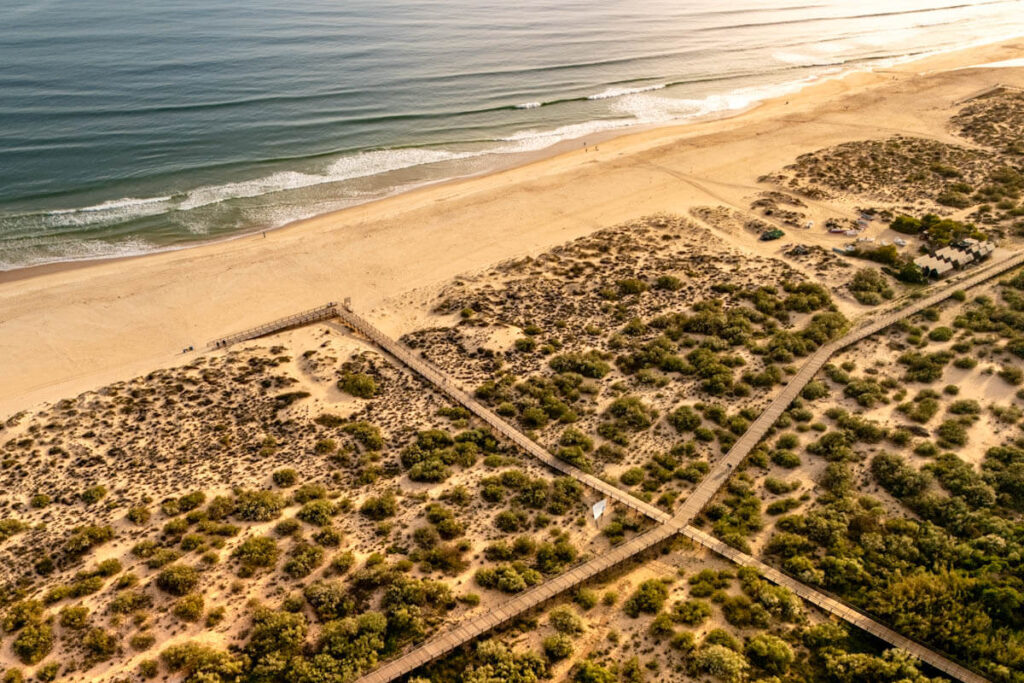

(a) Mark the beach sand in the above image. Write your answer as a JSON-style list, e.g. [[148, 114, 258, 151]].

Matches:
[[3, 37, 1024, 418]]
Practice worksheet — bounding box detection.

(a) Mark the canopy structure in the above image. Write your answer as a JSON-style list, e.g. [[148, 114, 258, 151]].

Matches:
[[935, 247, 972, 268], [914, 255, 954, 278]]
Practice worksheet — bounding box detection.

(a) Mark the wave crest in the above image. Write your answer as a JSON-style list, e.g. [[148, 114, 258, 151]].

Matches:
[[587, 83, 666, 100]]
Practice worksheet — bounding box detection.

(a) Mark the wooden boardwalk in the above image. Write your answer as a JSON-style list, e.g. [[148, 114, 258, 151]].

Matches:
[[339, 253, 1024, 683], [207, 302, 338, 349]]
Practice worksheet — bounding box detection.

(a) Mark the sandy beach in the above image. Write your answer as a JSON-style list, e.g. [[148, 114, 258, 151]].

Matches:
[[3, 37, 1024, 418]]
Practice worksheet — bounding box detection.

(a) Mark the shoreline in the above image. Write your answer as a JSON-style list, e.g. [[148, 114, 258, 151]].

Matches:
[[0, 124, 643, 286], [2, 36, 1024, 418], [0, 98, 764, 285], [3, 33, 1020, 284]]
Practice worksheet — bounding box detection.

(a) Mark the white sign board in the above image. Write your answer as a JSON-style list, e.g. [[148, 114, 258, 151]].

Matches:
[[592, 499, 607, 522]]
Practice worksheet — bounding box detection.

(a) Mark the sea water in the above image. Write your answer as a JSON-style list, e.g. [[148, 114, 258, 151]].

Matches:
[[2, 0, 1023, 269]]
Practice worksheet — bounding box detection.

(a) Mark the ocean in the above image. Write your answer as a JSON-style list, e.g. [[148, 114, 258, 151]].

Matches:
[[2, 0, 1023, 271]]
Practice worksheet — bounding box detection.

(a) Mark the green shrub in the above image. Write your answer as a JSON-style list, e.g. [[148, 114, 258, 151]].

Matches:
[[161, 642, 245, 681], [764, 477, 798, 495], [283, 543, 324, 579], [58, 605, 89, 630], [360, 492, 397, 520], [746, 634, 794, 674], [272, 469, 297, 487], [338, 372, 377, 398], [690, 644, 748, 681], [234, 536, 280, 570], [35, 663, 59, 682], [771, 450, 801, 468], [2, 601, 44, 632], [604, 396, 656, 431], [849, 268, 893, 305], [548, 351, 611, 379], [948, 399, 981, 415], [937, 419, 968, 447], [670, 631, 696, 653], [937, 190, 972, 208], [156, 565, 199, 596], [669, 405, 702, 432], [342, 422, 384, 450], [474, 564, 541, 593], [173, 594, 205, 622], [543, 633, 574, 661], [138, 659, 159, 679], [514, 337, 537, 353], [130, 632, 157, 651], [233, 490, 284, 521], [549, 607, 583, 634], [620, 468, 644, 487], [12, 622, 52, 664], [458, 593, 481, 607], [297, 500, 336, 527], [303, 580, 355, 621], [82, 627, 117, 661], [29, 493, 51, 509], [574, 588, 598, 610], [162, 491, 206, 516], [110, 590, 152, 614], [573, 661, 617, 683], [671, 599, 712, 626], [801, 380, 829, 400], [655, 275, 683, 291], [617, 278, 649, 295], [999, 365, 1024, 386], [62, 525, 114, 558], [79, 485, 107, 505], [623, 580, 668, 617]]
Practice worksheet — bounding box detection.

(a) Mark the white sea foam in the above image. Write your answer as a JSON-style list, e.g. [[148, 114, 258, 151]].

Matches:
[[495, 118, 639, 152], [955, 57, 1024, 69], [0, 235, 160, 271], [516, 101, 541, 109], [3, 74, 838, 242], [178, 148, 477, 211], [48, 195, 173, 215], [17, 195, 175, 230], [587, 84, 666, 100]]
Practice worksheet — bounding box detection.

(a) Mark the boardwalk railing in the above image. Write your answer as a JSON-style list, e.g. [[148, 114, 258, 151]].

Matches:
[[206, 302, 338, 349], [338, 253, 1024, 683]]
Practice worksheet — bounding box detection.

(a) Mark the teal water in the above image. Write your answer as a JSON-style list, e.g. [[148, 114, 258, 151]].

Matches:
[[2, 0, 1023, 270]]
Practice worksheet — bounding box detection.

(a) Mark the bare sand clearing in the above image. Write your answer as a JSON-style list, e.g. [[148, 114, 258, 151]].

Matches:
[[3, 38, 1024, 418]]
